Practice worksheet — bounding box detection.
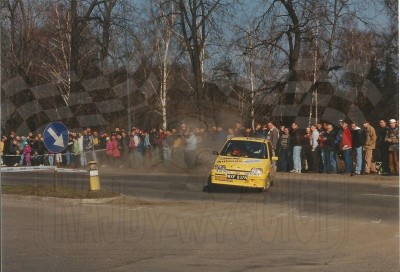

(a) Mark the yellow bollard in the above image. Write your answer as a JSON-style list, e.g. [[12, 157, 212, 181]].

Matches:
[[88, 161, 100, 191]]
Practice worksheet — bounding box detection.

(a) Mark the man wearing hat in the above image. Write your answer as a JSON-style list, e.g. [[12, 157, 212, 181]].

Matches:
[[385, 119, 399, 175]]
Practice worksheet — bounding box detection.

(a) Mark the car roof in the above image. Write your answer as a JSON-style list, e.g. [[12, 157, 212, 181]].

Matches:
[[227, 137, 270, 143]]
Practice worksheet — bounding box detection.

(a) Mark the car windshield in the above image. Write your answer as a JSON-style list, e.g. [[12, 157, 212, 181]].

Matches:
[[220, 140, 268, 159]]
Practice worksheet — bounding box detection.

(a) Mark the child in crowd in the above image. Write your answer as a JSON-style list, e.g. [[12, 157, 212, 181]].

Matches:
[[23, 143, 32, 166]]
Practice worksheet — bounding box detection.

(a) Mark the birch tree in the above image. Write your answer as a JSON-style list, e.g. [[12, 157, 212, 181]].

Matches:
[[38, 3, 72, 104], [176, 0, 227, 120], [153, 1, 178, 129]]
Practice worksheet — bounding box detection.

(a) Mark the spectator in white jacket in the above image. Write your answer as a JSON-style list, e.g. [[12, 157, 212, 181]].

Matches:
[[77, 132, 84, 167], [184, 129, 198, 169], [309, 124, 320, 173]]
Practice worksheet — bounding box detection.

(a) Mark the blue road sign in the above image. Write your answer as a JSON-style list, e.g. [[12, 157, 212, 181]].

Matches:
[[43, 122, 69, 153]]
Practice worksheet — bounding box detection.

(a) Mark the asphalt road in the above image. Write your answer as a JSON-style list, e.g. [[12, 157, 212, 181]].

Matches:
[[1, 169, 399, 271]]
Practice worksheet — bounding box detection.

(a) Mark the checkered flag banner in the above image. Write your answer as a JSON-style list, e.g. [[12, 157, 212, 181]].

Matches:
[[1, 69, 159, 134], [1, 57, 381, 133], [233, 57, 382, 127], [294, 59, 380, 127]]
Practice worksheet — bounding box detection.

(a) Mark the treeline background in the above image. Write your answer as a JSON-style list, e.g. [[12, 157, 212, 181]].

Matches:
[[1, 0, 398, 134]]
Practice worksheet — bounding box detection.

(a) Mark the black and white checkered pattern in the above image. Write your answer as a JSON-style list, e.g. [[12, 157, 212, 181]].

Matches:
[[2, 72, 159, 134], [2, 58, 381, 133]]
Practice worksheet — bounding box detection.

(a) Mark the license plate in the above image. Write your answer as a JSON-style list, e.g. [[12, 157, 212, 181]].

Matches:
[[227, 174, 247, 180]]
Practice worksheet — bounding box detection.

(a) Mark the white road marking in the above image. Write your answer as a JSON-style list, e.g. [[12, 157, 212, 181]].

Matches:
[[363, 194, 399, 198], [274, 208, 297, 218], [380, 184, 400, 188]]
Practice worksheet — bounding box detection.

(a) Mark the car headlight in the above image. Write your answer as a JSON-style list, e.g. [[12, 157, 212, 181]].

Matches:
[[250, 168, 263, 176], [215, 165, 226, 172]]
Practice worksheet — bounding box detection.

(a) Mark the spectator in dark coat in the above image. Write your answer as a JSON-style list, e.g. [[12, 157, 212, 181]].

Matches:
[[290, 123, 303, 173], [277, 127, 291, 172], [266, 121, 280, 150], [351, 122, 365, 175], [377, 119, 390, 175], [254, 123, 266, 139], [319, 123, 336, 173]]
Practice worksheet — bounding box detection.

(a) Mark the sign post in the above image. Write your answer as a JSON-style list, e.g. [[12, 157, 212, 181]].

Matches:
[[43, 122, 69, 191]]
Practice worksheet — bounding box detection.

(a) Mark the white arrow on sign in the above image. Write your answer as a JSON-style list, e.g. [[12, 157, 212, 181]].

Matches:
[[47, 127, 64, 147]]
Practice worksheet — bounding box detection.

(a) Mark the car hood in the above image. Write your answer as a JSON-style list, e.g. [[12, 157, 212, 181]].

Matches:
[[214, 156, 268, 170]]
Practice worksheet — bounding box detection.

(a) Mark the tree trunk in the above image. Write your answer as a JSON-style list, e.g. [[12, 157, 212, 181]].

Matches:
[[70, 0, 79, 77], [161, 37, 170, 130], [281, 0, 301, 125]]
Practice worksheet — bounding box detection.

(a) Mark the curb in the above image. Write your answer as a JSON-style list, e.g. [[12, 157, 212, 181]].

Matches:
[[277, 172, 399, 186], [1, 166, 88, 173]]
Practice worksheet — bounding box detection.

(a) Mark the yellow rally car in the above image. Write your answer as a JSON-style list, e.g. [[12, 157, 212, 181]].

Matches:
[[209, 137, 278, 192]]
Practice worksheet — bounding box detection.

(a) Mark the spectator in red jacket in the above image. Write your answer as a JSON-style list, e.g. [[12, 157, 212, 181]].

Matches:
[[340, 121, 353, 175]]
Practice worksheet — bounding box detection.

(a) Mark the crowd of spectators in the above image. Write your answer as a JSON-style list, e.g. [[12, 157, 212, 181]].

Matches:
[[0, 118, 398, 176], [274, 118, 399, 176], [0, 124, 210, 170]]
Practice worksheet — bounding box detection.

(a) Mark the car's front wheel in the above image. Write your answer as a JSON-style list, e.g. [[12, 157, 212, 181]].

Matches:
[[259, 175, 271, 192], [270, 174, 275, 186], [204, 175, 213, 192]]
